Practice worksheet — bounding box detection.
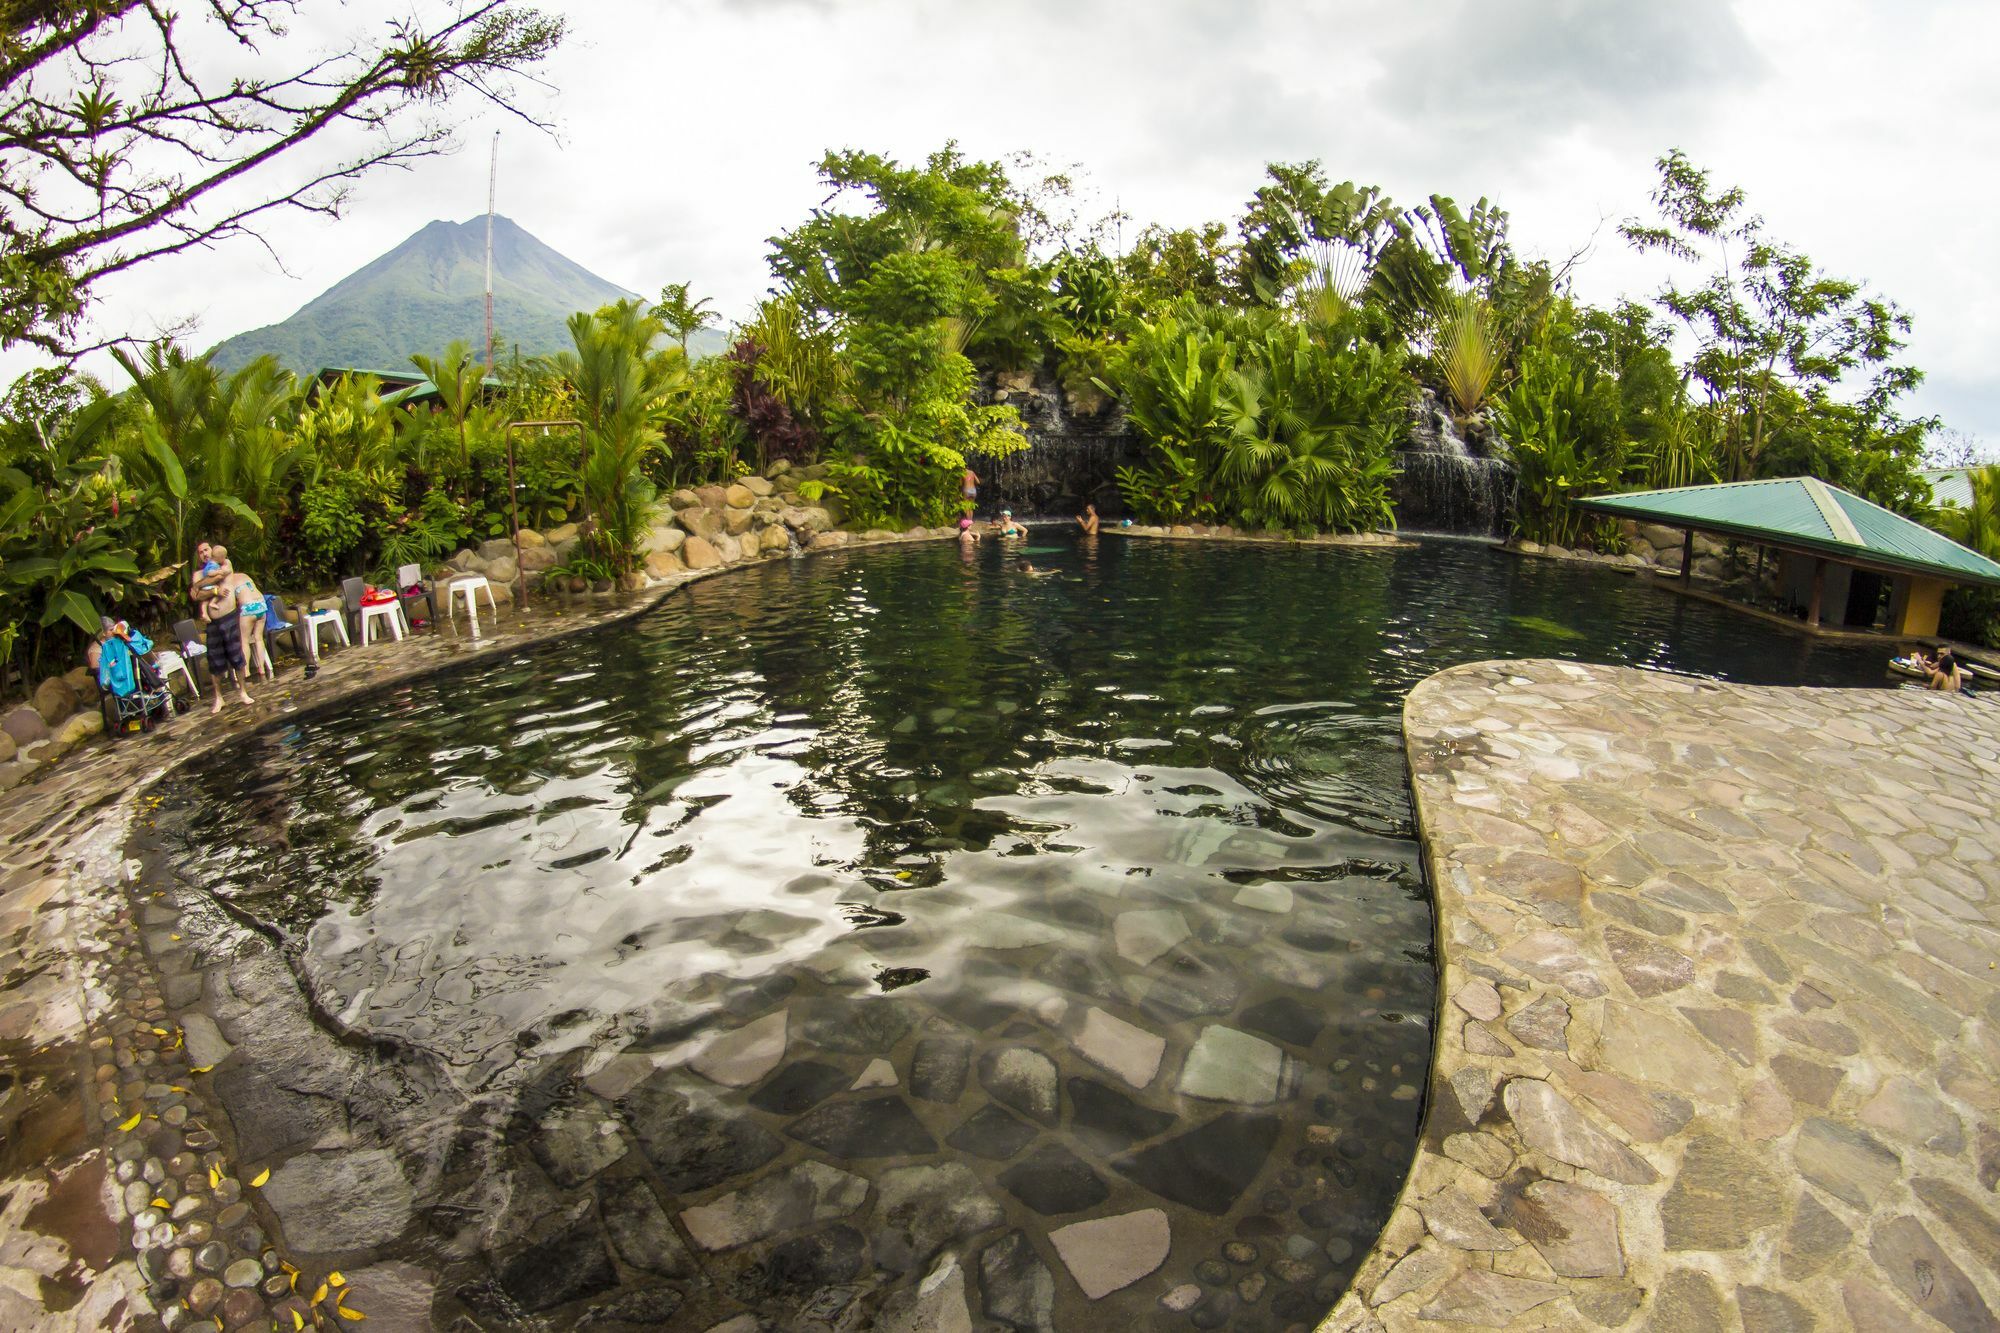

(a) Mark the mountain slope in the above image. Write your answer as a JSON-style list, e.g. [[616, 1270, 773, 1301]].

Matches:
[[208, 216, 644, 375]]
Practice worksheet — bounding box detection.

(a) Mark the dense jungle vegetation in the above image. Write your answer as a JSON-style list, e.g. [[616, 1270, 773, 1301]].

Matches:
[[3, 144, 1993, 681]]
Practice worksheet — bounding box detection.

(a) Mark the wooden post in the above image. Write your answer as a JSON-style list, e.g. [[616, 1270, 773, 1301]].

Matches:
[[1807, 559, 1825, 627], [1680, 529, 1695, 584]]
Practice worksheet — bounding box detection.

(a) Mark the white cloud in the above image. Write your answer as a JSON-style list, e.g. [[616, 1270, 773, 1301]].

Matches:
[[12, 0, 1999, 439]]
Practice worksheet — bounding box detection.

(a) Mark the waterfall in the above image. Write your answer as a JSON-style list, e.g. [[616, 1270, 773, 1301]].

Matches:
[[977, 369, 1131, 518], [1392, 390, 1515, 538]]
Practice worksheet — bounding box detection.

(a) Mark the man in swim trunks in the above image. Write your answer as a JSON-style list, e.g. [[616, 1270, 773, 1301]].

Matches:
[[191, 540, 254, 714]]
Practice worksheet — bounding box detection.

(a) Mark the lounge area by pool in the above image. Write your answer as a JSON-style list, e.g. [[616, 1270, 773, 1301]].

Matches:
[[83, 536, 1932, 1328]]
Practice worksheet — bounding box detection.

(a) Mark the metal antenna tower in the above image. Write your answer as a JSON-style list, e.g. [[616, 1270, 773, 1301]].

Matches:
[[483, 130, 499, 372]]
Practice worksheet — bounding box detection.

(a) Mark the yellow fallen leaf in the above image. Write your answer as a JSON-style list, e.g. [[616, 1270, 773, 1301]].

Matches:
[[151, 1198, 168, 1209], [151, 1027, 169, 1036], [328, 1272, 344, 1287], [169, 1085, 188, 1094], [118, 1111, 141, 1131], [208, 1165, 220, 1188], [189, 1065, 212, 1075], [337, 1310, 366, 1322], [251, 1167, 270, 1187], [291, 1312, 304, 1331], [311, 1283, 328, 1305]]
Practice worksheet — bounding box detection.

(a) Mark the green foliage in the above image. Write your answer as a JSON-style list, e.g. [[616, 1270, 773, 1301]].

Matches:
[[1623, 150, 1929, 488], [652, 282, 719, 355], [1496, 319, 1628, 547], [377, 489, 469, 582], [1118, 223, 1241, 315], [771, 147, 1030, 526], [1107, 303, 1407, 532], [1935, 465, 2000, 647], [549, 299, 688, 573], [1432, 291, 1508, 418]]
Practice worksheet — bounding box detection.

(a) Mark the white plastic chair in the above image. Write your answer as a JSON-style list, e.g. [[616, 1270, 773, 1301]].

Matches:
[[304, 609, 349, 657], [154, 649, 199, 698], [445, 575, 498, 640], [359, 598, 409, 645]]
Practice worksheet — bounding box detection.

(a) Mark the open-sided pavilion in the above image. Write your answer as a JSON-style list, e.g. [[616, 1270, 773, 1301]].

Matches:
[[1576, 476, 2000, 637]]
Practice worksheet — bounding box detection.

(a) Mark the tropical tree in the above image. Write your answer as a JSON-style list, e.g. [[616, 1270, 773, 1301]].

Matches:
[[0, 394, 140, 677], [653, 283, 719, 355], [410, 341, 484, 474], [2, 3, 564, 358], [551, 300, 689, 573], [1622, 151, 1929, 488]]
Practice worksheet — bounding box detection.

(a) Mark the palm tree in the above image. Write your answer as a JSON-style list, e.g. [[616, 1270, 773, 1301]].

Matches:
[[410, 340, 482, 474], [653, 282, 717, 355], [1937, 464, 2000, 560], [552, 300, 690, 572]]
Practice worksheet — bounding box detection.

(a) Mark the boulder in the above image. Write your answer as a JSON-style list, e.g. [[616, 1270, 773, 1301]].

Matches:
[[519, 545, 557, 573], [759, 526, 791, 554], [459, 554, 493, 577], [0, 733, 13, 764], [682, 536, 722, 570], [753, 497, 784, 517], [723, 508, 756, 536], [765, 460, 791, 479], [741, 475, 775, 497], [486, 557, 521, 587], [515, 528, 547, 548], [3, 705, 51, 748], [710, 533, 743, 564], [642, 526, 686, 555], [32, 677, 76, 726], [692, 484, 727, 508], [724, 483, 756, 509], [677, 508, 725, 541], [861, 529, 896, 543], [54, 709, 103, 752], [800, 463, 830, 482], [645, 550, 685, 578], [62, 665, 93, 695], [619, 571, 648, 593], [904, 526, 927, 539], [487, 579, 513, 604], [670, 488, 702, 510], [546, 522, 580, 544], [477, 538, 516, 563], [815, 530, 851, 548], [447, 548, 478, 570], [552, 537, 579, 562]]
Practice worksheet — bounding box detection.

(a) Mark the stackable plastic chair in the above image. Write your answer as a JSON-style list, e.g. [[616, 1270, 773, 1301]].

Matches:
[[172, 618, 210, 685], [261, 594, 307, 664], [395, 563, 438, 630]]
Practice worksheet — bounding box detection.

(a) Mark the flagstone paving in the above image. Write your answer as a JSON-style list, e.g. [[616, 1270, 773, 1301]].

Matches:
[[1320, 661, 2000, 1333]]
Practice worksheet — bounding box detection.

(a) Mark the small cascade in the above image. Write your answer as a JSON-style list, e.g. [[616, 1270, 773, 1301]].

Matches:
[[978, 369, 1131, 518], [1393, 390, 1515, 538]]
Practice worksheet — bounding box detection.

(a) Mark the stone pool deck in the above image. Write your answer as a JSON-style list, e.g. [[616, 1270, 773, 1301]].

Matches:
[[1323, 662, 2000, 1332]]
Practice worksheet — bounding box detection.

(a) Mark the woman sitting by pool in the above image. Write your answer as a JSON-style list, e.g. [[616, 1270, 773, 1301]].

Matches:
[[1928, 648, 1965, 693]]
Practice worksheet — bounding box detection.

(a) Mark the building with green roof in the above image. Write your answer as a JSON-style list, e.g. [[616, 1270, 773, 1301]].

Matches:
[[1576, 477, 2000, 638]]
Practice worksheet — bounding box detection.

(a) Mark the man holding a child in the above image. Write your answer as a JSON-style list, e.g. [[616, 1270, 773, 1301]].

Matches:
[[190, 540, 254, 715]]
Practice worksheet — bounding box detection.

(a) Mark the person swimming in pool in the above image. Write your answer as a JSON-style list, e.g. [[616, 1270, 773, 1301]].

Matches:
[[1077, 503, 1099, 535], [992, 509, 1024, 539]]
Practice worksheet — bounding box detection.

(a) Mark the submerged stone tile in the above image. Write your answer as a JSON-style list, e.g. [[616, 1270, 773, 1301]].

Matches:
[[679, 1160, 868, 1251], [999, 1145, 1109, 1216], [944, 1103, 1037, 1161], [1066, 1076, 1175, 1155], [1112, 909, 1189, 967], [1111, 1110, 1280, 1216], [1070, 1007, 1164, 1089], [1178, 1026, 1284, 1105], [873, 1163, 1006, 1274], [1047, 1208, 1170, 1299], [688, 1009, 787, 1087], [787, 1094, 939, 1159], [978, 1047, 1059, 1123]]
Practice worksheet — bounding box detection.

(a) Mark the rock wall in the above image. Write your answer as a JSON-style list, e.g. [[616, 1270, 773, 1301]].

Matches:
[[979, 367, 1131, 518]]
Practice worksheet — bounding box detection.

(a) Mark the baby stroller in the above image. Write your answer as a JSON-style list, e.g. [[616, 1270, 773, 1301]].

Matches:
[[94, 625, 185, 736]]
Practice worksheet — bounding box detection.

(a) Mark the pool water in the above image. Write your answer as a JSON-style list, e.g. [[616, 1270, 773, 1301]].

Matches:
[[150, 536, 1891, 1329]]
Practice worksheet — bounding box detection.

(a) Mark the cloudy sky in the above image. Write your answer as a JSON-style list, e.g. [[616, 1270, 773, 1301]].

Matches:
[[23, 0, 2000, 448]]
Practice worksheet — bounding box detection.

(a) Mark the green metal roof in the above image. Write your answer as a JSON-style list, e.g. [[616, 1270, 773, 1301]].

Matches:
[[1576, 477, 2000, 589]]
